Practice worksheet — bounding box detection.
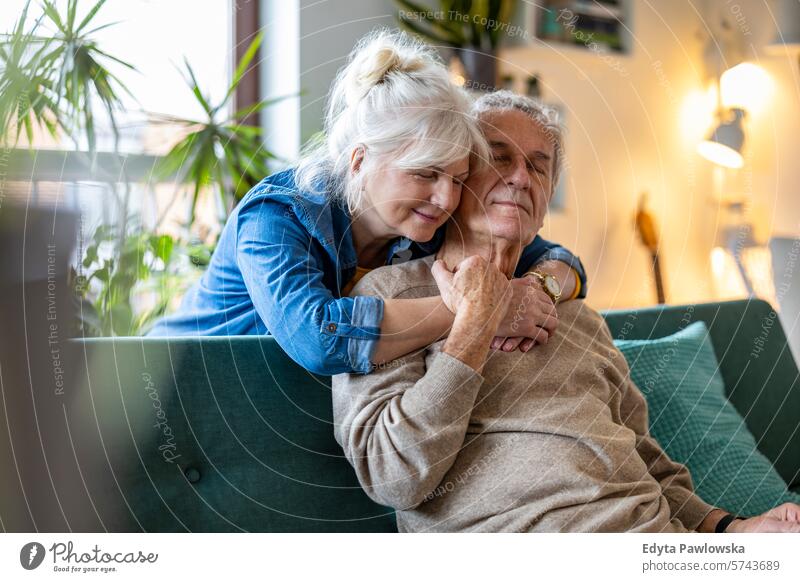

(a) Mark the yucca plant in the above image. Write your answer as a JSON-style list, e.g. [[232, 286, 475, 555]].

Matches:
[[37, 0, 135, 153], [0, 0, 134, 152], [153, 31, 290, 224], [0, 1, 61, 144]]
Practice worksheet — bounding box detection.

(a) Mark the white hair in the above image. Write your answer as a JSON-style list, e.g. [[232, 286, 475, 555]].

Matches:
[[295, 28, 490, 212], [472, 90, 565, 196]]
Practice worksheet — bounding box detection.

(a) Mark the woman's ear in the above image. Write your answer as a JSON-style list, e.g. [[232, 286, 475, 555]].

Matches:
[[349, 145, 366, 176]]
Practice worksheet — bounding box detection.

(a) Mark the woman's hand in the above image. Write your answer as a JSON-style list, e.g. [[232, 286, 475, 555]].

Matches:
[[492, 276, 559, 353], [725, 503, 800, 533]]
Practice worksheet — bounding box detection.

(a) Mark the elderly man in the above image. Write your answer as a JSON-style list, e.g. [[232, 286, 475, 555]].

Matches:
[[332, 91, 800, 533]]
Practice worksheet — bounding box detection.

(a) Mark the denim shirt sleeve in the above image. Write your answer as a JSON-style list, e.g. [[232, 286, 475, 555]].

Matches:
[[514, 235, 588, 299], [236, 200, 383, 375]]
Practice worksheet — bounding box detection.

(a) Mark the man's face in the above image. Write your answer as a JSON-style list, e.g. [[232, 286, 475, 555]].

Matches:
[[455, 109, 555, 245]]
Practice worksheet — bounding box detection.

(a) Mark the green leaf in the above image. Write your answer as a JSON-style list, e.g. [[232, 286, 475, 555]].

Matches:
[[396, 14, 459, 46], [395, 0, 465, 43], [229, 93, 297, 123], [40, 1, 64, 33], [220, 30, 263, 110], [109, 303, 133, 336], [92, 266, 109, 282], [91, 46, 136, 71], [187, 244, 212, 267], [82, 244, 98, 267], [76, 0, 108, 34], [151, 234, 174, 263], [67, 0, 79, 32], [182, 57, 213, 116]]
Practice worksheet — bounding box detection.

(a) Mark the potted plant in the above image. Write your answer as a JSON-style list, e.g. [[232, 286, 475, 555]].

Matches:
[[1, 1, 287, 336], [0, 0, 134, 153], [152, 31, 291, 225], [395, 0, 517, 89]]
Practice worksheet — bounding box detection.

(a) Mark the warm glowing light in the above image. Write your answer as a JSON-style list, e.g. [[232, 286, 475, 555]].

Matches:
[[710, 246, 777, 302], [697, 140, 744, 169], [710, 247, 747, 299], [720, 63, 773, 113], [742, 246, 777, 304], [680, 89, 716, 142]]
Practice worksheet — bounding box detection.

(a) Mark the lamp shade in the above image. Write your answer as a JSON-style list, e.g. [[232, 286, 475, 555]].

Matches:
[[697, 108, 746, 169], [720, 63, 772, 112]]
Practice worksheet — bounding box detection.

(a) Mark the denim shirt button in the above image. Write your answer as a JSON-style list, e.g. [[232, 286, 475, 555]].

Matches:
[[327, 323, 337, 333]]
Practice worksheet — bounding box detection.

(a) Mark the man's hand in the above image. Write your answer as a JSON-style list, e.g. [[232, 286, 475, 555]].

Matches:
[[725, 502, 800, 533], [492, 276, 558, 353], [433, 259, 558, 353], [433, 256, 512, 372]]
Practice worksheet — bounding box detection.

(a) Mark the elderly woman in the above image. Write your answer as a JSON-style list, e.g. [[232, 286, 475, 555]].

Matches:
[[148, 29, 585, 375], [332, 91, 800, 533]]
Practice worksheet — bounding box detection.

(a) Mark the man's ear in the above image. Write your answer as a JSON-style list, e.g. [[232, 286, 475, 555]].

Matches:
[[350, 145, 366, 176]]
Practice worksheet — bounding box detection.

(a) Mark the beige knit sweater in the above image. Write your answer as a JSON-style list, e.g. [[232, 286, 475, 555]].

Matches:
[[332, 256, 714, 532]]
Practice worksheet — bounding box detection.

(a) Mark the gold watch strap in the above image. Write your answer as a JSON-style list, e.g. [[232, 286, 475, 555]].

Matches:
[[526, 270, 562, 303]]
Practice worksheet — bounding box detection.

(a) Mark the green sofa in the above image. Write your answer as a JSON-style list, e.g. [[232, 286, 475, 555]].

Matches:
[[63, 299, 800, 532]]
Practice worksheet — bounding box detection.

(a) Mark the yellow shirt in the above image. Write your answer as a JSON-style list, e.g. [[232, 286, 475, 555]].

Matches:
[[341, 266, 373, 297]]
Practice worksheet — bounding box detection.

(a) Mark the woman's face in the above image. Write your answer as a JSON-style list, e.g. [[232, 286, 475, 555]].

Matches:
[[358, 156, 470, 242]]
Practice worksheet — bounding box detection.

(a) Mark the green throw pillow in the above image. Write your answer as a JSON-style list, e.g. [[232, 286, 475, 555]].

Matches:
[[614, 321, 800, 516]]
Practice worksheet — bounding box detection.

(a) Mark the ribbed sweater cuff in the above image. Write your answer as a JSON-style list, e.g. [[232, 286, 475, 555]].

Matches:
[[422, 351, 484, 404], [671, 492, 717, 531]]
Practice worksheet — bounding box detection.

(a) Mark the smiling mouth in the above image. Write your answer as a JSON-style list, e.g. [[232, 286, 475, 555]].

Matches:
[[493, 201, 529, 213], [412, 209, 441, 223]]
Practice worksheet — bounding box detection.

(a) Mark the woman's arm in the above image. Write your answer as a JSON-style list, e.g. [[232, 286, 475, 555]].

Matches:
[[530, 259, 579, 302], [238, 198, 573, 373], [515, 235, 587, 300], [371, 296, 453, 366], [238, 201, 385, 375], [238, 199, 496, 374]]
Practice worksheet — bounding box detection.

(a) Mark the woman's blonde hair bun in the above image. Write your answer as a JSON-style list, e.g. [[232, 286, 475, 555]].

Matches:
[[344, 35, 427, 106], [296, 28, 490, 212]]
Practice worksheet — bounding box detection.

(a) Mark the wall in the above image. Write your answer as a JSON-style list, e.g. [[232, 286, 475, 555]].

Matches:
[[260, 0, 397, 161], [259, 0, 799, 313], [500, 1, 720, 310], [500, 0, 799, 310]]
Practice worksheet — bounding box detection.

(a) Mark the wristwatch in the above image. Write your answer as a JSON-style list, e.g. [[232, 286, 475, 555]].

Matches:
[[714, 513, 743, 533], [527, 270, 562, 304]]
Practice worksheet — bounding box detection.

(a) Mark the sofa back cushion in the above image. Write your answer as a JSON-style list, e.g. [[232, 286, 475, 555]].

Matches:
[[615, 321, 800, 516], [71, 336, 396, 532], [66, 299, 799, 531], [603, 299, 800, 490]]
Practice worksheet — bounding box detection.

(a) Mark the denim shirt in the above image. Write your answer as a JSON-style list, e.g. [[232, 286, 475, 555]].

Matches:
[[148, 169, 587, 375]]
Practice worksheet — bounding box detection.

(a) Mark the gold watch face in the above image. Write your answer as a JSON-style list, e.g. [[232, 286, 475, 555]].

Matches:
[[544, 275, 561, 298]]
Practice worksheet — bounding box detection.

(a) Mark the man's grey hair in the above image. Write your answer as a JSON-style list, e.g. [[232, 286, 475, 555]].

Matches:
[[472, 90, 565, 196]]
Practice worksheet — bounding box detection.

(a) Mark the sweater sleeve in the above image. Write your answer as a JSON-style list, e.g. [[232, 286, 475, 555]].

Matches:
[[617, 375, 716, 530], [332, 349, 483, 510]]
